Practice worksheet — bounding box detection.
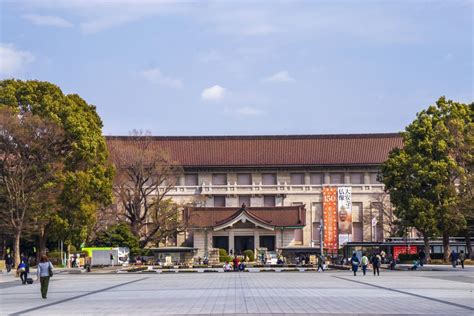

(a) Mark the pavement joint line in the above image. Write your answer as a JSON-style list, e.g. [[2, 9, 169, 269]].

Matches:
[[332, 275, 474, 312], [8, 277, 148, 316]]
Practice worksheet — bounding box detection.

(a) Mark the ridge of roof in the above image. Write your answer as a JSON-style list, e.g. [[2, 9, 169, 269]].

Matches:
[[105, 132, 402, 141]]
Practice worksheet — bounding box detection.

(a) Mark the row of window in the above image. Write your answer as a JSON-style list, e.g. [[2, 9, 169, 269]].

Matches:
[[185, 172, 380, 186], [214, 195, 276, 207]]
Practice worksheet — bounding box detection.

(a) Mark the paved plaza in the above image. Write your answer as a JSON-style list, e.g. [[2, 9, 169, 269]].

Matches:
[[1, 268, 473, 315]]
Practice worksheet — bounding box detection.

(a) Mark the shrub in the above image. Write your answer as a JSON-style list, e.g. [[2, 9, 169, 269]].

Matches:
[[243, 250, 254, 262], [219, 249, 232, 263], [398, 254, 419, 262]]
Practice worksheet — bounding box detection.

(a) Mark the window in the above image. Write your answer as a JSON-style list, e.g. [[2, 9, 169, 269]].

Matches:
[[312, 222, 321, 241], [370, 173, 380, 184], [263, 195, 275, 206], [184, 174, 198, 186], [237, 173, 252, 185], [352, 202, 363, 222], [352, 222, 363, 242], [330, 173, 343, 184], [350, 173, 364, 184], [262, 173, 277, 185], [310, 173, 323, 185], [294, 229, 303, 244], [214, 196, 226, 207], [313, 202, 323, 222], [290, 173, 304, 185], [212, 173, 227, 185], [239, 196, 251, 207]]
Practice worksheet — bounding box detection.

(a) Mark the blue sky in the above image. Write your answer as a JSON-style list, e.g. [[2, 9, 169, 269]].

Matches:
[[1, 0, 472, 136]]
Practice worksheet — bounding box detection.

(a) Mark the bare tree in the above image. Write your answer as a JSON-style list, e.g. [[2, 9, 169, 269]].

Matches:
[[0, 108, 66, 266], [108, 131, 183, 248]]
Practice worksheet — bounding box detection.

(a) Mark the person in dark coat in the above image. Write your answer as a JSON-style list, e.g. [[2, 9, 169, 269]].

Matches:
[[371, 253, 381, 276], [418, 250, 426, 267], [350, 252, 360, 276], [449, 250, 458, 268], [4, 253, 13, 273]]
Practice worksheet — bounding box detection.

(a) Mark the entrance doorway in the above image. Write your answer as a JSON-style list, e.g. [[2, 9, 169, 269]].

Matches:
[[234, 236, 254, 254], [213, 236, 229, 252], [260, 236, 275, 251]]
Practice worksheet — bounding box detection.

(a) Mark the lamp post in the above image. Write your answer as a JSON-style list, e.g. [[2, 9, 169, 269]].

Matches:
[[319, 215, 324, 258]]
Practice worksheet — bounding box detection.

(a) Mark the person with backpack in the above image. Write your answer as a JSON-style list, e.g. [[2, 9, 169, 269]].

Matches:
[[361, 253, 369, 276], [17, 255, 30, 284], [37, 254, 54, 299], [350, 252, 360, 276]]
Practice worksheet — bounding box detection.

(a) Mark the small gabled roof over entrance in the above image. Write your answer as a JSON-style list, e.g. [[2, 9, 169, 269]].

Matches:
[[213, 208, 274, 231], [183, 205, 306, 230]]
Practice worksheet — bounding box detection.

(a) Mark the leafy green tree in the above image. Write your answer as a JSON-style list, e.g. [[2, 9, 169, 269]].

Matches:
[[0, 107, 66, 266], [0, 80, 114, 255], [381, 97, 472, 261], [92, 223, 140, 256]]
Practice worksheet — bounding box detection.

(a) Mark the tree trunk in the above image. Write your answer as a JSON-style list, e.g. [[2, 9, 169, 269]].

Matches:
[[38, 226, 47, 256], [423, 235, 431, 263], [466, 231, 473, 260], [12, 228, 21, 268], [442, 231, 450, 262]]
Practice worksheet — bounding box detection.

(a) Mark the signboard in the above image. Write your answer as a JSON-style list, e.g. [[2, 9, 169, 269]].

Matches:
[[337, 187, 352, 246], [393, 245, 417, 260], [322, 187, 338, 251]]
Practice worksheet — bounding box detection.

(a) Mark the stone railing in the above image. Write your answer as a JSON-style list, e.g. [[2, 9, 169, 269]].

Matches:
[[159, 183, 385, 195]]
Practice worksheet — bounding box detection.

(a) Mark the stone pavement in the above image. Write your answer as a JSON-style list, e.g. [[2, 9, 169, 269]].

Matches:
[[0, 268, 473, 315]]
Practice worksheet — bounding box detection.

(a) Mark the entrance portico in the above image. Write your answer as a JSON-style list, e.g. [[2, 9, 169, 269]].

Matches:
[[183, 204, 306, 258]]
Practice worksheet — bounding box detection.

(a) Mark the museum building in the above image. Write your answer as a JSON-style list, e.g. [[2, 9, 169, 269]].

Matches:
[[106, 133, 403, 260]]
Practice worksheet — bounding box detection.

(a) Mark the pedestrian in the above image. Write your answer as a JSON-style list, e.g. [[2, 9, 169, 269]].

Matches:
[[361, 253, 369, 276], [317, 254, 325, 272], [449, 250, 458, 268], [109, 252, 114, 267], [350, 252, 360, 276], [371, 253, 380, 276], [37, 254, 53, 299], [380, 250, 386, 264], [4, 253, 13, 273], [458, 250, 466, 269], [18, 254, 30, 284], [418, 249, 426, 267]]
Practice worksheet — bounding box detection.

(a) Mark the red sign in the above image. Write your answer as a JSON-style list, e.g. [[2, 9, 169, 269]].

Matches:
[[323, 187, 338, 251], [393, 246, 417, 259]]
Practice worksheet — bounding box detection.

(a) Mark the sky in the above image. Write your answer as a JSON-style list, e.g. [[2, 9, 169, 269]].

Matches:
[[0, 0, 472, 136]]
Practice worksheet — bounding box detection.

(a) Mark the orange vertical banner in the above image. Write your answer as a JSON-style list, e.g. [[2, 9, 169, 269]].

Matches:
[[323, 187, 338, 251]]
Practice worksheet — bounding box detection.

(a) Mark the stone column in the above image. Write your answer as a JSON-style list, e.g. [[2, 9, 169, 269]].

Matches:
[[228, 230, 235, 255], [254, 230, 260, 254]]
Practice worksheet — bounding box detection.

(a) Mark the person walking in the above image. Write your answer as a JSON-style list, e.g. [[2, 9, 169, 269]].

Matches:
[[109, 252, 114, 267], [419, 249, 426, 267], [449, 250, 458, 268], [18, 256, 29, 284], [37, 254, 53, 299], [459, 250, 466, 269], [350, 252, 360, 276], [371, 253, 380, 276], [4, 253, 13, 273], [361, 253, 369, 276], [317, 254, 325, 272]]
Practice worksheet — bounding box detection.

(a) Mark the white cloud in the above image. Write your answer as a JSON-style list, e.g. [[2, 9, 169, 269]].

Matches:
[[235, 106, 263, 116], [262, 70, 295, 83], [139, 68, 182, 88], [0, 43, 35, 77], [201, 85, 226, 101], [23, 14, 73, 28]]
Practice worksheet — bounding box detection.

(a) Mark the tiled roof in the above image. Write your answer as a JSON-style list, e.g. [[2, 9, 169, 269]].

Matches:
[[184, 206, 306, 228], [106, 133, 402, 167]]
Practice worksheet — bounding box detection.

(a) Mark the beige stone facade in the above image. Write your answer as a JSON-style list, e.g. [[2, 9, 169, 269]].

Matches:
[[166, 168, 390, 255]]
